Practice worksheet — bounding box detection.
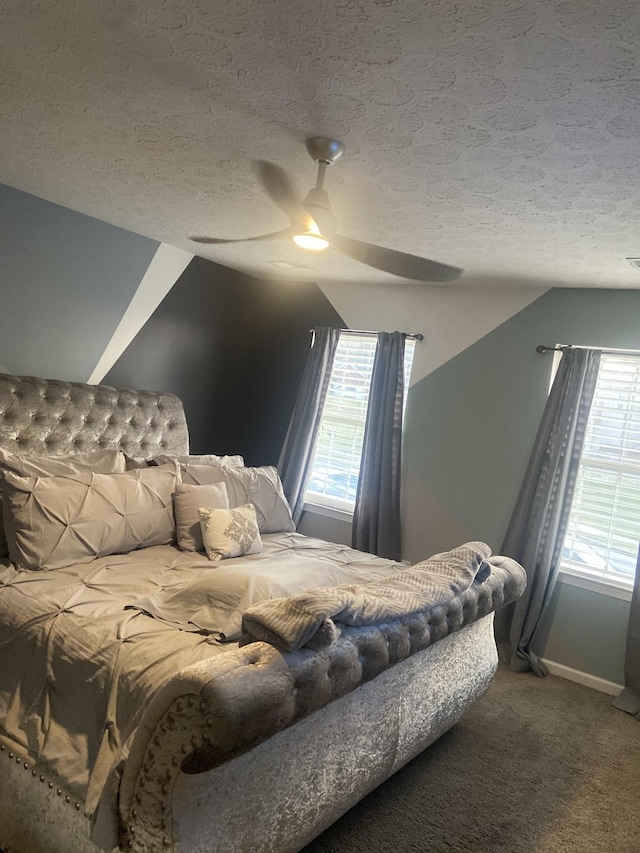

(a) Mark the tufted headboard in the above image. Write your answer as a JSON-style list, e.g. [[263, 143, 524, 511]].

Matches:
[[0, 372, 189, 459]]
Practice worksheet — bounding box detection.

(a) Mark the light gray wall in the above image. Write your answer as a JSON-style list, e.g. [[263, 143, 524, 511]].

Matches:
[[0, 184, 159, 382]]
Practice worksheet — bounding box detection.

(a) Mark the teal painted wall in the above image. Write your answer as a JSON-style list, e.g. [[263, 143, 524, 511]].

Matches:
[[535, 582, 629, 684], [404, 287, 640, 683], [0, 184, 159, 382]]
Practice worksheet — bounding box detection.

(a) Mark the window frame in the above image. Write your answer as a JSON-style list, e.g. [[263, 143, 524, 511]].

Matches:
[[303, 332, 415, 517], [558, 348, 640, 600], [558, 564, 633, 602]]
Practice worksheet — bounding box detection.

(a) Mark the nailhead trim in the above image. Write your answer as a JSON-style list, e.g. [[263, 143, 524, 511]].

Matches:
[[1, 739, 83, 813]]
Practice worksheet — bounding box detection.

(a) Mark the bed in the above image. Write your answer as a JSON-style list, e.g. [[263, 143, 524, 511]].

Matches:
[[0, 371, 526, 853]]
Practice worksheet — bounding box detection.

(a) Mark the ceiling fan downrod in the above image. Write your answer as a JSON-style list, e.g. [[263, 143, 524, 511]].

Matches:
[[302, 137, 345, 223], [315, 160, 327, 190]]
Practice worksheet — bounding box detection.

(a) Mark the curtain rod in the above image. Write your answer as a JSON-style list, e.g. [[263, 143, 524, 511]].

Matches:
[[537, 344, 640, 356], [311, 328, 423, 341], [536, 344, 569, 353]]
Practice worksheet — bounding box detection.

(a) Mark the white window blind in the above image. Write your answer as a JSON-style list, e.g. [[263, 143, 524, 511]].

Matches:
[[562, 353, 640, 587], [304, 333, 415, 513]]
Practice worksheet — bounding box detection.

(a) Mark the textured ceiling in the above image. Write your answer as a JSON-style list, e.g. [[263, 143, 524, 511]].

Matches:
[[2, 0, 640, 288]]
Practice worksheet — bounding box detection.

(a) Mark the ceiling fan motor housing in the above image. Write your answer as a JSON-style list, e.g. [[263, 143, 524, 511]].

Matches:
[[305, 137, 345, 165]]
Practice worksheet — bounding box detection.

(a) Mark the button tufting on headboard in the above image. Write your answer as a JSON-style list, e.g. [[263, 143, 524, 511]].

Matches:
[[0, 372, 189, 458]]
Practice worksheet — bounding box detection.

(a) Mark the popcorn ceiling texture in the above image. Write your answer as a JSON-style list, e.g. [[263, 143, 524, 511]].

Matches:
[[1, 0, 640, 288]]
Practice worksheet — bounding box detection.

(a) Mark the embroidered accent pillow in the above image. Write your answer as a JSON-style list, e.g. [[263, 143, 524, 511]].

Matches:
[[199, 504, 262, 561], [174, 482, 229, 552], [183, 465, 295, 534], [2, 462, 179, 570]]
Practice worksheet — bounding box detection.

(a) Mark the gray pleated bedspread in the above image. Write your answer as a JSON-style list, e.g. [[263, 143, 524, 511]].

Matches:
[[0, 532, 525, 841], [0, 533, 405, 817]]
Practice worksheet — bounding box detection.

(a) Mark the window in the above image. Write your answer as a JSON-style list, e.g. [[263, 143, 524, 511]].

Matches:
[[561, 353, 640, 591], [304, 333, 416, 514]]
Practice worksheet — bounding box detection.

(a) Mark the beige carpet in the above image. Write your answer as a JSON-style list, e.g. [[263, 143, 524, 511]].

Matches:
[[301, 665, 640, 853]]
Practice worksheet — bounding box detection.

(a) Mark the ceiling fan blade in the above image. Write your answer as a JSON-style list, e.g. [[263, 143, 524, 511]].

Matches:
[[327, 234, 463, 282], [191, 228, 292, 245], [254, 160, 303, 218]]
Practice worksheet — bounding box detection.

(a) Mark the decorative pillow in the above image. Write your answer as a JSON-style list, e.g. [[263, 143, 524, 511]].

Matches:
[[181, 464, 295, 534], [174, 482, 229, 552], [0, 448, 127, 478], [0, 448, 127, 560], [154, 453, 245, 469], [1, 462, 179, 571], [199, 504, 262, 561]]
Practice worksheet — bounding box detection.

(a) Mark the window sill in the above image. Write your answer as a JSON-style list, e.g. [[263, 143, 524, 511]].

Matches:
[[557, 568, 633, 602], [302, 502, 354, 524]]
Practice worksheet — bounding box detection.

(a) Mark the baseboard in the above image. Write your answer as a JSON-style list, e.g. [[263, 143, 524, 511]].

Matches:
[[541, 658, 623, 696]]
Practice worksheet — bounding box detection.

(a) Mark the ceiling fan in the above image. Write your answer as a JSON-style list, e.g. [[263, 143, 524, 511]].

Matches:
[[191, 136, 463, 283]]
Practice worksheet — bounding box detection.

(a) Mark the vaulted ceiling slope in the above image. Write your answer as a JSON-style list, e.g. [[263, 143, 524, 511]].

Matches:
[[1, 0, 639, 288]]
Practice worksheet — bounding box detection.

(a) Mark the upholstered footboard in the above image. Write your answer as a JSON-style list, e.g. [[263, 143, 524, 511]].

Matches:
[[170, 615, 497, 853], [114, 557, 523, 853], [0, 616, 496, 853]]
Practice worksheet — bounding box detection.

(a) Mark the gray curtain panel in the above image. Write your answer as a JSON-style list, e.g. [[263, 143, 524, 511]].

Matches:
[[613, 545, 640, 720], [494, 347, 601, 676], [279, 326, 341, 524], [352, 331, 405, 560]]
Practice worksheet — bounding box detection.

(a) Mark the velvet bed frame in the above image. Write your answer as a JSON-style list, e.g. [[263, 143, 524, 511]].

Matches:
[[0, 372, 525, 853]]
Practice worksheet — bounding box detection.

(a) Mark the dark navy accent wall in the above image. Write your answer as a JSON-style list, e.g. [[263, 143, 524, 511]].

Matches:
[[105, 257, 345, 464]]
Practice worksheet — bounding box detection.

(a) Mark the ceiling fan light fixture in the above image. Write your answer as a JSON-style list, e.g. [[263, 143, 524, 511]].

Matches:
[[292, 226, 329, 251], [292, 231, 329, 251]]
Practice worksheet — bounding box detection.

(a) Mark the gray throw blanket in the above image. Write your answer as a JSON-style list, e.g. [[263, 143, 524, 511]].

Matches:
[[240, 541, 493, 652]]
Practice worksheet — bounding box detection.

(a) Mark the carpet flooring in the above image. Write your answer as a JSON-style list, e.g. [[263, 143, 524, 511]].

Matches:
[[301, 665, 640, 853]]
